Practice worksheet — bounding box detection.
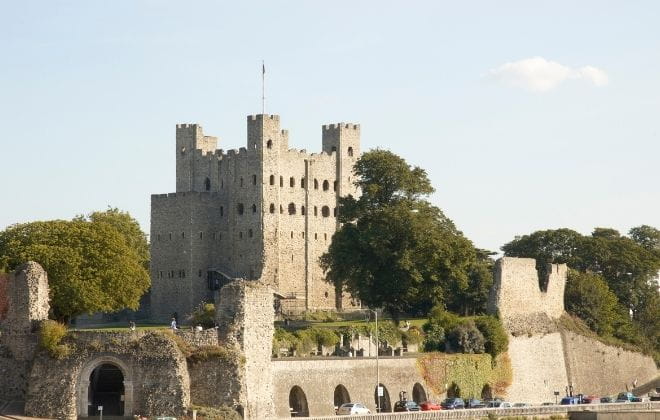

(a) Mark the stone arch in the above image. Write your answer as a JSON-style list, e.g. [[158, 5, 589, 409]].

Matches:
[[77, 355, 133, 417], [481, 384, 492, 400], [288, 385, 309, 417], [412, 382, 427, 403], [374, 383, 392, 412], [348, 146, 354, 156], [333, 384, 350, 410], [447, 382, 460, 398], [267, 139, 273, 149], [321, 206, 330, 217]]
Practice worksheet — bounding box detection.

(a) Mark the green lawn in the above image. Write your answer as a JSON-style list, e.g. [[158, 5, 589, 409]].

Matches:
[[70, 323, 169, 332]]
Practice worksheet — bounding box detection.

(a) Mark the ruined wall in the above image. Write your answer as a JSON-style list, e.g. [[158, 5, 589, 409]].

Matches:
[[216, 280, 274, 420], [561, 330, 658, 396], [188, 357, 243, 410], [0, 262, 50, 400], [24, 331, 190, 420]]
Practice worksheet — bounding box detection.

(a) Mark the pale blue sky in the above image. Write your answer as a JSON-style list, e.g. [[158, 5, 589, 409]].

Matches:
[[1, 1, 659, 253]]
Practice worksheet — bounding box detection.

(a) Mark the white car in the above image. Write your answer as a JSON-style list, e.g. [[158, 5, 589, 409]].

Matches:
[[336, 403, 371, 415]]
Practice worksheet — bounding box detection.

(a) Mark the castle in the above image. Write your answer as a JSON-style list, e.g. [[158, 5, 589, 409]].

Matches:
[[150, 114, 361, 320]]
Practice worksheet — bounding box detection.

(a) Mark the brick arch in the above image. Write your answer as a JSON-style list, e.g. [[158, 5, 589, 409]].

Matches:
[[77, 355, 134, 417]]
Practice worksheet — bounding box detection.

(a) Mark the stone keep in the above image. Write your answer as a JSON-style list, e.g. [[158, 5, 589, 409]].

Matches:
[[150, 114, 361, 320]]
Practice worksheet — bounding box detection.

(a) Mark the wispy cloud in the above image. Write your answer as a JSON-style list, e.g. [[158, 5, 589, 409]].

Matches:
[[487, 57, 609, 92]]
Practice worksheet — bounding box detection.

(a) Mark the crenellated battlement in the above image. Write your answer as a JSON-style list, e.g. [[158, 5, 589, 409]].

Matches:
[[322, 123, 360, 131], [247, 114, 280, 121], [176, 123, 199, 129]]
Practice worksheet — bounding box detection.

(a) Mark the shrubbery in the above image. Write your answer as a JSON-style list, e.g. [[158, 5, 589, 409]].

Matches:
[[422, 307, 508, 357], [189, 302, 216, 328], [39, 320, 70, 359], [273, 327, 341, 356]]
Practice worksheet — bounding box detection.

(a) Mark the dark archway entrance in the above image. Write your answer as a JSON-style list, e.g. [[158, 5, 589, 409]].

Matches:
[[289, 386, 309, 417], [481, 384, 493, 400], [374, 383, 392, 413], [447, 382, 461, 398], [88, 364, 124, 416], [412, 382, 427, 403], [333, 384, 351, 409]]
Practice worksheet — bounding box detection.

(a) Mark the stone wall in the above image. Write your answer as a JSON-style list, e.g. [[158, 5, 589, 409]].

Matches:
[[561, 330, 658, 396], [188, 357, 243, 410], [216, 280, 275, 420], [0, 262, 50, 400], [488, 257, 566, 327], [175, 328, 219, 347], [24, 331, 190, 420]]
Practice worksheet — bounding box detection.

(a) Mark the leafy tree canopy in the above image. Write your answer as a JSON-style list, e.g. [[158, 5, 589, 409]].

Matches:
[[0, 209, 150, 321], [320, 149, 492, 321]]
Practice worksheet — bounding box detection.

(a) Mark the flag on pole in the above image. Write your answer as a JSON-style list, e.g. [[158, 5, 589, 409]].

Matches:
[[262, 61, 265, 75]]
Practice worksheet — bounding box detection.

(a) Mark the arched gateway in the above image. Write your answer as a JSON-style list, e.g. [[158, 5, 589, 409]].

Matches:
[[77, 356, 134, 417]]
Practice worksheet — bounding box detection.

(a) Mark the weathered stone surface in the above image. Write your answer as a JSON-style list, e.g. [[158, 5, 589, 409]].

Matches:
[[24, 331, 190, 420]]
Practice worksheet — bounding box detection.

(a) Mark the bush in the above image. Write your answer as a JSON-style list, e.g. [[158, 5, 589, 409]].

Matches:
[[189, 302, 216, 328], [402, 326, 424, 345], [422, 322, 445, 351], [39, 320, 70, 359], [308, 328, 340, 347], [273, 328, 299, 356], [446, 320, 485, 354], [188, 345, 236, 364], [474, 316, 509, 358], [377, 321, 402, 345]]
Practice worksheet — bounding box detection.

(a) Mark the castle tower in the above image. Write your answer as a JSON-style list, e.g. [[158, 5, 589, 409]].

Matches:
[[150, 114, 361, 320]]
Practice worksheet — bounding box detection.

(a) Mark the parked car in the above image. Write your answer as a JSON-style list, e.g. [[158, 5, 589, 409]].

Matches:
[[441, 398, 465, 409], [631, 396, 647, 402], [616, 392, 634, 403], [419, 401, 442, 411], [336, 403, 371, 415], [466, 398, 485, 409], [600, 396, 614, 403], [560, 397, 580, 405], [513, 402, 529, 407], [580, 395, 600, 404], [487, 400, 512, 408], [393, 400, 421, 412]]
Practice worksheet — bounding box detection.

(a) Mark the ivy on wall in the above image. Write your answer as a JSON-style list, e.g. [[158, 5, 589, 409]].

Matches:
[[416, 352, 512, 399]]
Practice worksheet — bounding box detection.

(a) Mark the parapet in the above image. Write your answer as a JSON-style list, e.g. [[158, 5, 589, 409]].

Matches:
[[487, 257, 567, 324], [247, 114, 280, 121], [322, 123, 360, 131]]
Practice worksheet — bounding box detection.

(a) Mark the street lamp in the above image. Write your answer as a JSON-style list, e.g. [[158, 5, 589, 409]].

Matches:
[[364, 309, 380, 412]]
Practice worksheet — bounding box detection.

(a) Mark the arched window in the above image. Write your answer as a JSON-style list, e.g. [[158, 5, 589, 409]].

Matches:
[[300, 177, 305, 188], [204, 177, 211, 191], [289, 177, 295, 187], [280, 176, 283, 187], [270, 175, 275, 185], [348, 146, 354, 156], [237, 203, 244, 215], [252, 174, 257, 185], [252, 204, 257, 213], [269, 203, 275, 214], [288, 203, 296, 215], [323, 180, 329, 191], [321, 206, 330, 217], [301, 206, 306, 215], [266, 139, 273, 149], [314, 206, 318, 216], [314, 179, 319, 190]]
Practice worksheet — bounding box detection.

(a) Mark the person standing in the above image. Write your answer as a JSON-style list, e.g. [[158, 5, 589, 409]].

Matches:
[[170, 317, 178, 330]]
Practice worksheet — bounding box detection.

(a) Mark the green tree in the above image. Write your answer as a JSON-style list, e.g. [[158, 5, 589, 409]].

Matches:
[[474, 315, 508, 358], [564, 270, 620, 336], [446, 320, 485, 354], [320, 150, 492, 321], [0, 213, 150, 322]]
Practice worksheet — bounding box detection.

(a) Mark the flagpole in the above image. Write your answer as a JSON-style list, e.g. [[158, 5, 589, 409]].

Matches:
[[262, 60, 265, 115]]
